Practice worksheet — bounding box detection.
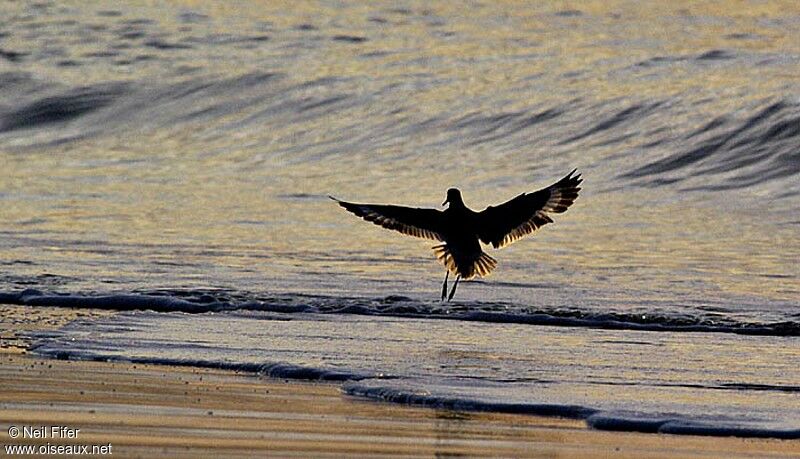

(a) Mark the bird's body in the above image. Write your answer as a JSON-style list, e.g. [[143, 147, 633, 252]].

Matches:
[[331, 170, 582, 300], [433, 195, 497, 280]]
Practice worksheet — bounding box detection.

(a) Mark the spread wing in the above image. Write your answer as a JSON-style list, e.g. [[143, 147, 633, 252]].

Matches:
[[476, 170, 582, 248], [330, 197, 444, 241]]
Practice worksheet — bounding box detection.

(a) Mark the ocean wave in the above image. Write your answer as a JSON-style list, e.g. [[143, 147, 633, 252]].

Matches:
[[342, 381, 597, 418], [22, 306, 800, 440], [344, 379, 799, 439], [27, 344, 377, 382], [3, 289, 798, 336], [587, 414, 800, 439], [0, 82, 128, 133], [30, 334, 798, 438], [1, 66, 797, 199], [621, 99, 800, 193]]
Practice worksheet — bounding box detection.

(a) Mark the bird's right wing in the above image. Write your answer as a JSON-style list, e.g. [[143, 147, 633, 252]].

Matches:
[[330, 197, 445, 241]]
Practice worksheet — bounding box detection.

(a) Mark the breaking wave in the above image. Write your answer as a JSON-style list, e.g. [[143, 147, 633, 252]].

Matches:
[[3, 288, 798, 336], [1, 67, 798, 198]]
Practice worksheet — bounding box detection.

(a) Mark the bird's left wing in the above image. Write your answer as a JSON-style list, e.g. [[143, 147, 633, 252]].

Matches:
[[330, 197, 445, 241], [476, 170, 582, 248]]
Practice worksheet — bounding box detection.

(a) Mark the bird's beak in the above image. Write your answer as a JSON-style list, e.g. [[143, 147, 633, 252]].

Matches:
[[442, 198, 449, 206]]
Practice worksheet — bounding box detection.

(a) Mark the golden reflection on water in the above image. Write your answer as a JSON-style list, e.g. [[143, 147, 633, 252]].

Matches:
[[0, 0, 798, 305], [7, 1, 800, 96]]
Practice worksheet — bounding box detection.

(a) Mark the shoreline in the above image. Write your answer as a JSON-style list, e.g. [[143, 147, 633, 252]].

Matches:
[[1, 305, 799, 457], [3, 352, 799, 458]]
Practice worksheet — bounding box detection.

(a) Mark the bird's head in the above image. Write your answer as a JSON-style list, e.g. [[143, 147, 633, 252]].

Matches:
[[443, 188, 463, 207]]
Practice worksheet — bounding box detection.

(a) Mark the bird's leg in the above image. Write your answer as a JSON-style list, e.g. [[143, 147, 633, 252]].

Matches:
[[441, 271, 449, 301], [447, 275, 461, 301]]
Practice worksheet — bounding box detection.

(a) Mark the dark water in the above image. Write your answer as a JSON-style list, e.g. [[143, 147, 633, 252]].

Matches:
[[1, 0, 799, 438]]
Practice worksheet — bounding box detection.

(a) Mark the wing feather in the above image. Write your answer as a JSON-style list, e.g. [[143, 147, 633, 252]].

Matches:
[[330, 197, 444, 241], [476, 170, 582, 248]]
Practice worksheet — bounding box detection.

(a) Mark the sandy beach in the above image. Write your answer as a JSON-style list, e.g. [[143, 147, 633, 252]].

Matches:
[[0, 305, 797, 458]]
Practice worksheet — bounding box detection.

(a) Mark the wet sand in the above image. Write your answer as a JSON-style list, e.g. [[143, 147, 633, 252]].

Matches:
[[1, 306, 799, 458]]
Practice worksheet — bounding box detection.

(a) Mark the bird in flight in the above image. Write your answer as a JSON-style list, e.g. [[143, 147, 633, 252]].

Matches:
[[330, 170, 582, 301]]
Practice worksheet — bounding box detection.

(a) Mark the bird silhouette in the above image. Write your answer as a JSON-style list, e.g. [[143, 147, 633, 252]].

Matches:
[[330, 170, 582, 300]]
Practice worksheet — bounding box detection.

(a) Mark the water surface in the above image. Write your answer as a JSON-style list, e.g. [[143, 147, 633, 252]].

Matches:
[[1, 0, 798, 438]]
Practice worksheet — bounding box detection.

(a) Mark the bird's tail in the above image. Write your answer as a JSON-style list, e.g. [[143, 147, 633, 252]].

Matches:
[[432, 244, 497, 280]]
